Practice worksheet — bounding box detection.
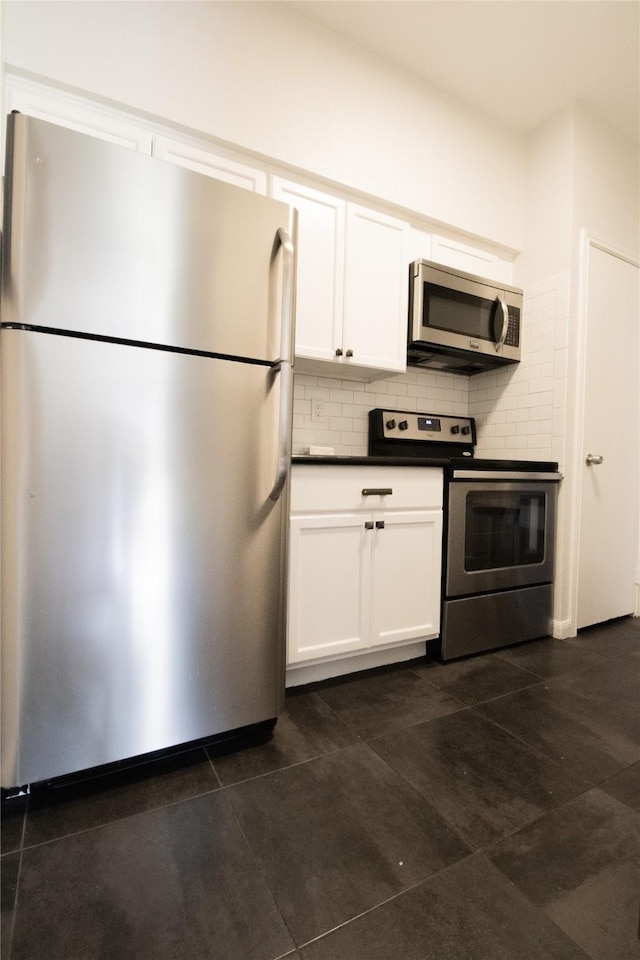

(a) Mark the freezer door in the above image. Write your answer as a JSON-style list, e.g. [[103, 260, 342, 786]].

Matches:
[[2, 113, 295, 362], [1, 330, 287, 787]]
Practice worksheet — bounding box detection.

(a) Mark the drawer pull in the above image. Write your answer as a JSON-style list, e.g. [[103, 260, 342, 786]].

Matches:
[[362, 488, 393, 496]]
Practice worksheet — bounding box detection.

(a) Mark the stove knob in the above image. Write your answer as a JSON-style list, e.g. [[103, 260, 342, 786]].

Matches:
[[399, 420, 409, 431], [386, 419, 396, 430], [450, 425, 460, 435], [461, 426, 471, 435]]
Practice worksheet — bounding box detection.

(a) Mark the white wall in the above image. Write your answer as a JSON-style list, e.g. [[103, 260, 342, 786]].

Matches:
[[572, 106, 640, 260], [472, 103, 639, 637], [2, 0, 525, 251]]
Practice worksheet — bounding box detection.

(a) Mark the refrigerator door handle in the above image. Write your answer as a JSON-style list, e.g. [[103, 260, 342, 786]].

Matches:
[[269, 227, 295, 502]]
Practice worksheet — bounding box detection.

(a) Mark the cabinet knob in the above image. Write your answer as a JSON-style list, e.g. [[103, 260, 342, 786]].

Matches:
[[345, 349, 353, 358], [364, 520, 374, 530], [375, 520, 385, 529], [335, 347, 343, 357]]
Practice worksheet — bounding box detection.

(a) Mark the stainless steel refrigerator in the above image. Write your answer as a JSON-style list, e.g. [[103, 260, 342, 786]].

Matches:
[[0, 113, 297, 789]]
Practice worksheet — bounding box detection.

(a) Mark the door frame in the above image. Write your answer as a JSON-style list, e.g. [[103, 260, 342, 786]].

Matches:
[[568, 230, 640, 634]]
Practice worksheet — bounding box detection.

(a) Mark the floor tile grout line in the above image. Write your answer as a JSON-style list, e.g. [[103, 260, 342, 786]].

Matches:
[[5, 839, 24, 960], [478, 652, 548, 683], [219, 786, 300, 955], [467, 704, 602, 790], [360, 706, 602, 858], [204, 745, 225, 789], [476, 848, 602, 960], [357, 737, 476, 854], [438, 674, 548, 708], [305, 684, 473, 745], [221, 737, 480, 952], [302, 688, 369, 740], [292, 842, 598, 958], [15, 783, 225, 852], [293, 852, 481, 954]]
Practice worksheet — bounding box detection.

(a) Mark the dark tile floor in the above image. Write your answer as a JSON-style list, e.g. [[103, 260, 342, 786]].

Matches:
[[2, 618, 639, 960]]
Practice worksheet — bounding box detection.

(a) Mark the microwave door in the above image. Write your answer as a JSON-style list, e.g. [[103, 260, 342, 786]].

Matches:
[[412, 280, 496, 354]]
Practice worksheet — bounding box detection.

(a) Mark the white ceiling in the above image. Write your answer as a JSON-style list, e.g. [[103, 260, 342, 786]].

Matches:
[[285, 0, 640, 143]]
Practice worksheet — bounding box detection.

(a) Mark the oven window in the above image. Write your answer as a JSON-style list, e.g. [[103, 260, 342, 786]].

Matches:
[[464, 490, 546, 571]]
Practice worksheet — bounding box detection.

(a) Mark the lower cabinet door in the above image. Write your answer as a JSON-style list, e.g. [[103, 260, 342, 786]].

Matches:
[[369, 510, 443, 647], [287, 514, 370, 663]]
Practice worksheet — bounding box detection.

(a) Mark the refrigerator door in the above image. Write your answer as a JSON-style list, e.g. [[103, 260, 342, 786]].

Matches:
[[2, 113, 295, 362], [1, 329, 287, 786]]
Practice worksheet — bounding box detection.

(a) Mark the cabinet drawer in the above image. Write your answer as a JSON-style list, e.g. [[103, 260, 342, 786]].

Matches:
[[290, 465, 443, 512]]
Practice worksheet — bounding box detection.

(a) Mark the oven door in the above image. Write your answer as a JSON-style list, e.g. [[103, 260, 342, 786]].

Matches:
[[446, 479, 557, 598]]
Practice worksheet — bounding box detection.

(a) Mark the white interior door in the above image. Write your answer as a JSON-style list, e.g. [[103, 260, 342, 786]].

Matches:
[[577, 243, 640, 628]]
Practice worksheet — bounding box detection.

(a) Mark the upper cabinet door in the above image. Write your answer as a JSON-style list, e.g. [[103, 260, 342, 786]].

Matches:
[[343, 204, 409, 375], [153, 136, 267, 194], [271, 177, 345, 363], [5, 76, 153, 152]]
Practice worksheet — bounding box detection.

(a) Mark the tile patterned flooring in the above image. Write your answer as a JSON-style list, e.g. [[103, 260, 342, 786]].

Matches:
[[2, 618, 639, 960]]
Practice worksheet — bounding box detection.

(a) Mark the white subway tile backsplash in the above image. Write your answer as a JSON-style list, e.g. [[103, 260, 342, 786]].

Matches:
[[292, 271, 570, 462], [471, 271, 570, 463], [291, 366, 470, 455]]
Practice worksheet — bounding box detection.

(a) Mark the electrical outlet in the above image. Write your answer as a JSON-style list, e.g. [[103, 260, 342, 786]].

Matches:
[[311, 398, 325, 423]]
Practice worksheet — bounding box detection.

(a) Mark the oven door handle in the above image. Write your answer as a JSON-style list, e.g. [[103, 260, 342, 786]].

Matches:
[[452, 470, 563, 482]]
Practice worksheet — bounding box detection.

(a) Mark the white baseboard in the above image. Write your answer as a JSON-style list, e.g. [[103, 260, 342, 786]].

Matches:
[[285, 641, 427, 688], [551, 618, 574, 639]]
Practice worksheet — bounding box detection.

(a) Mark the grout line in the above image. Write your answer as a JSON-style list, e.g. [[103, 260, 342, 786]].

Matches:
[[468, 705, 598, 792], [5, 840, 24, 960], [220, 788, 300, 954], [16, 785, 223, 852]]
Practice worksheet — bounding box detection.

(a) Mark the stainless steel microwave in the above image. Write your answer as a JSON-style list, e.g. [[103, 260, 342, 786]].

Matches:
[[408, 259, 522, 374]]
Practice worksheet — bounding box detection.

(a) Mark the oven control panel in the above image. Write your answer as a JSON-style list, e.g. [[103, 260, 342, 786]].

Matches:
[[372, 409, 476, 445]]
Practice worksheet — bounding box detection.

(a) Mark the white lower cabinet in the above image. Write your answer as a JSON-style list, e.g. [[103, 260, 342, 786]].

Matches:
[[287, 465, 443, 668], [288, 513, 370, 662], [369, 510, 442, 648]]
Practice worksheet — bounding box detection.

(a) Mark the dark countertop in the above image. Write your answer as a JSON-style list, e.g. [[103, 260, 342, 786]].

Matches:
[[292, 455, 449, 467], [292, 455, 560, 472]]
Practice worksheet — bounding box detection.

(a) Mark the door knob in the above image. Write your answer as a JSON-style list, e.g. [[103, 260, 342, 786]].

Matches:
[[585, 454, 604, 465]]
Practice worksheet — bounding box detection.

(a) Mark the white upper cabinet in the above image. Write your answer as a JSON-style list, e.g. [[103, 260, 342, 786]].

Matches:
[[271, 178, 345, 362], [430, 233, 514, 284], [272, 177, 409, 380], [4, 76, 153, 153], [152, 136, 267, 193], [343, 204, 408, 375]]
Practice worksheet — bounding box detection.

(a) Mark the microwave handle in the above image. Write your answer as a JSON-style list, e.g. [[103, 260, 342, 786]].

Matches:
[[494, 297, 509, 351]]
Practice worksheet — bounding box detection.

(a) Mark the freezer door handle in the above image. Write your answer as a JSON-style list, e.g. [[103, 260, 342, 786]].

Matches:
[[269, 227, 295, 502]]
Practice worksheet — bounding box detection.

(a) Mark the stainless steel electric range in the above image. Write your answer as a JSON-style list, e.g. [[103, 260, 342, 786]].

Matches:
[[369, 408, 563, 660]]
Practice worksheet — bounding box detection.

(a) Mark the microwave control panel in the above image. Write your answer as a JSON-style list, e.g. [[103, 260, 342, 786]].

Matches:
[[504, 311, 520, 347]]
